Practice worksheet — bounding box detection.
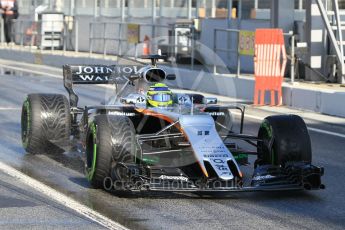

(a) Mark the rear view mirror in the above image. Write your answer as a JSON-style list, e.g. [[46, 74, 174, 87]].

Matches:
[[128, 75, 140, 81], [166, 74, 176, 80], [120, 96, 133, 104], [203, 97, 217, 105]]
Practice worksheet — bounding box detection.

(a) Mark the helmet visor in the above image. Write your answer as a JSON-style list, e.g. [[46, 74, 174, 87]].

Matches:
[[151, 94, 172, 102]]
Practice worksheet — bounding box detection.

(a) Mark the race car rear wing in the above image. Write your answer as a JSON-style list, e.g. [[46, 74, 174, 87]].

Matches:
[[63, 64, 140, 107]]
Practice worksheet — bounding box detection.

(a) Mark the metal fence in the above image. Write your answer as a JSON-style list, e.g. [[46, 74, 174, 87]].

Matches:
[[8, 17, 299, 78], [88, 21, 198, 69], [11, 18, 75, 53], [16, 0, 309, 20], [0, 19, 4, 43], [9, 18, 199, 69], [213, 28, 297, 83], [213, 28, 241, 76]]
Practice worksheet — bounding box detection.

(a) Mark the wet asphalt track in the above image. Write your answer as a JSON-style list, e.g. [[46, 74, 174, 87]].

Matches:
[[0, 65, 345, 230]]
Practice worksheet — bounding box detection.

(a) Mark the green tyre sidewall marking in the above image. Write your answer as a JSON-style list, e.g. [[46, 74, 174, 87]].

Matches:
[[86, 122, 97, 181], [260, 121, 273, 139], [260, 120, 275, 164], [233, 153, 248, 160], [22, 98, 31, 149]]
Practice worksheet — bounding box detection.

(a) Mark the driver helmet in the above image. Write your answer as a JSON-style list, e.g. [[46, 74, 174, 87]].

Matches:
[[147, 83, 173, 107]]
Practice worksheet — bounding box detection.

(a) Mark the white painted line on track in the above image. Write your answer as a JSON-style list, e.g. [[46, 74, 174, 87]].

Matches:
[[0, 59, 63, 71], [0, 63, 115, 90], [0, 161, 128, 230], [0, 107, 21, 110], [232, 112, 345, 139], [2, 61, 345, 139], [307, 127, 345, 139], [0, 63, 61, 79], [232, 112, 263, 122]]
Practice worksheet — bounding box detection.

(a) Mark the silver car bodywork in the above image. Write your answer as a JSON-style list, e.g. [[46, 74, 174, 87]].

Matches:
[[62, 59, 324, 192]]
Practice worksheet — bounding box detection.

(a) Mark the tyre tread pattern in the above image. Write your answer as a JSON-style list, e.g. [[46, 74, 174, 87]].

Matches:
[[87, 115, 136, 188], [22, 94, 71, 154]]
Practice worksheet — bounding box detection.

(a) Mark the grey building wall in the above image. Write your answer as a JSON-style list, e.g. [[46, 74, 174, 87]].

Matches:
[[13, 0, 342, 79], [199, 18, 270, 73]]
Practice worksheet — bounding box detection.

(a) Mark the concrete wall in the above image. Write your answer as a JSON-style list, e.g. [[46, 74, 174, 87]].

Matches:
[[199, 18, 270, 74], [0, 47, 344, 118], [164, 65, 345, 117]]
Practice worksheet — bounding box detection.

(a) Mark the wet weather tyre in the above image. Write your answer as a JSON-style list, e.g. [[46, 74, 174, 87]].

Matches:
[[21, 94, 71, 155], [256, 115, 312, 167], [85, 115, 136, 189]]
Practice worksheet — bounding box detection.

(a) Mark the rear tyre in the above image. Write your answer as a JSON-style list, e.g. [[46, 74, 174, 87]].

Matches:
[[256, 115, 311, 167], [21, 94, 71, 154], [85, 115, 136, 189]]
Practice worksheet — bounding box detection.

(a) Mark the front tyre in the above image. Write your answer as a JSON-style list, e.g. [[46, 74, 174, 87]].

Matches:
[[256, 115, 312, 167], [21, 94, 71, 154], [85, 115, 136, 189]]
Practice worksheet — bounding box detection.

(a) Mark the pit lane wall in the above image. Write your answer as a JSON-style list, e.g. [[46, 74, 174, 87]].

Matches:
[[165, 66, 345, 118], [0, 48, 344, 118]]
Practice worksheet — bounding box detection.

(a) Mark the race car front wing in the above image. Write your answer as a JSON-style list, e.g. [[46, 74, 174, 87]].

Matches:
[[108, 161, 324, 192]]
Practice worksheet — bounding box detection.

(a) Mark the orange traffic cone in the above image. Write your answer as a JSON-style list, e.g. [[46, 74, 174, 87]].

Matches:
[[143, 35, 150, 55]]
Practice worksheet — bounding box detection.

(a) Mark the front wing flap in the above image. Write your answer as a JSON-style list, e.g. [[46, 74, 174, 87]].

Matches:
[[110, 162, 324, 192]]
